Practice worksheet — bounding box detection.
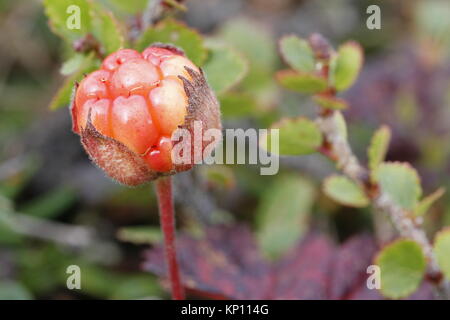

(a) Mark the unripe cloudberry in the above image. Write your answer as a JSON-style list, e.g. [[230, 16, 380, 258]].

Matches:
[[71, 44, 221, 186]]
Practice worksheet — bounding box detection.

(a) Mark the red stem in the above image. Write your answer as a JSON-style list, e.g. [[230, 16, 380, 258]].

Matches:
[[155, 176, 185, 300]]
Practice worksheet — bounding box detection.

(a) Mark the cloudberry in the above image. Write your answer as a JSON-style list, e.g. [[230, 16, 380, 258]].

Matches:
[[71, 44, 221, 186]]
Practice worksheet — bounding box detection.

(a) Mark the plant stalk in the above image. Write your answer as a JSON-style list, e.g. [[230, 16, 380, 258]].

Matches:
[[155, 176, 185, 300]]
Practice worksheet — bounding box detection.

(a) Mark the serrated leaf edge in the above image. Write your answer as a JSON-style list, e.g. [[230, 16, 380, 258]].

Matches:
[[374, 238, 426, 299], [322, 174, 369, 208]]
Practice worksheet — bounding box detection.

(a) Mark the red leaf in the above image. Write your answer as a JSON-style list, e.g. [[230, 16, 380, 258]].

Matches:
[[142, 225, 436, 300], [143, 225, 270, 299], [329, 233, 378, 299], [272, 234, 334, 299]]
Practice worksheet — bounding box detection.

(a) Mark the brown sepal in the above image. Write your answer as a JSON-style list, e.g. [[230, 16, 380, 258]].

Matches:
[[81, 117, 158, 186], [175, 67, 222, 171], [179, 67, 221, 139]]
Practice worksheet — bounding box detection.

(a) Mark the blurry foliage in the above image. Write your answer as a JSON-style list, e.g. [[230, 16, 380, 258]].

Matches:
[[256, 174, 316, 259], [135, 19, 206, 65], [0, 0, 450, 300], [261, 24, 450, 298]]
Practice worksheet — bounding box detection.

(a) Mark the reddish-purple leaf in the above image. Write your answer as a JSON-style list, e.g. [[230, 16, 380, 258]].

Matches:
[[142, 225, 436, 300], [272, 234, 334, 299], [329, 233, 377, 299], [143, 225, 270, 299]]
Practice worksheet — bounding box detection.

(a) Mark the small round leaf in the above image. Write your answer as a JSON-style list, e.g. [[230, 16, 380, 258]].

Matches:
[[323, 175, 369, 208], [330, 41, 363, 92], [90, 7, 125, 55], [203, 42, 248, 94], [433, 228, 450, 280], [261, 117, 323, 156], [373, 162, 422, 210], [276, 70, 328, 94], [135, 19, 207, 66], [279, 35, 315, 73], [376, 239, 426, 299], [43, 0, 92, 42]]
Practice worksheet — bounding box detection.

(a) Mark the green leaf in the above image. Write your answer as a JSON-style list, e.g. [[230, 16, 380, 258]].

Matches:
[[279, 35, 315, 73], [376, 239, 426, 299], [60, 54, 85, 75], [110, 274, 162, 299], [368, 125, 391, 171], [203, 42, 248, 94], [257, 175, 316, 259], [117, 226, 162, 245], [219, 18, 276, 69], [49, 53, 97, 110], [17, 245, 70, 293], [135, 19, 207, 66], [276, 70, 328, 94], [21, 187, 76, 219], [323, 175, 369, 208], [108, 0, 148, 15], [219, 93, 257, 118], [414, 187, 445, 217], [313, 95, 348, 110], [49, 75, 79, 111], [433, 228, 450, 280], [43, 0, 92, 42], [373, 162, 422, 210], [241, 67, 278, 108], [218, 18, 278, 107], [261, 117, 323, 156], [90, 6, 125, 55], [77, 264, 127, 298], [330, 41, 363, 92]]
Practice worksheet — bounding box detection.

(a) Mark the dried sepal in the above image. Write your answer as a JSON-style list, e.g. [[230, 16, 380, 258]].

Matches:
[[81, 116, 158, 186], [179, 67, 222, 146]]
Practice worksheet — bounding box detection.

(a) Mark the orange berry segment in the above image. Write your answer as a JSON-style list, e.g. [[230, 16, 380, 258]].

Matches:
[[102, 49, 141, 71], [75, 70, 111, 109], [111, 95, 159, 155], [160, 55, 199, 80], [73, 45, 195, 173], [77, 99, 111, 135], [142, 47, 174, 66], [143, 136, 173, 172], [149, 77, 188, 136], [110, 59, 160, 97]]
